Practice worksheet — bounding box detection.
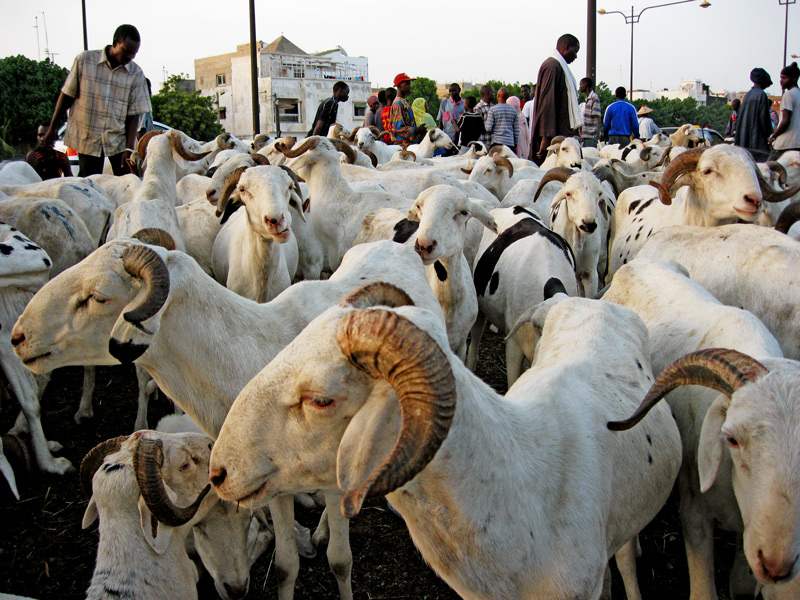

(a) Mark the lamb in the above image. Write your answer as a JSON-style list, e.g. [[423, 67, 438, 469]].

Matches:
[[606, 145, 800, 281], [465, 206, 578, 387], [12, 237, 444, 600], [464, 153, 544, 201], [603, 257, 788, 600], [211, 165, 302, 302], [539, 135, 596, 170], [406, 127, 455, 158], [351, 126, 402, 164], [208, 287, 682, 600], [634, 224, 800, 361]]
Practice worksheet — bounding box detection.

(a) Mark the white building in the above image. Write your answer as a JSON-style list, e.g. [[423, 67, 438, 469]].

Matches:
[[632, 78, 710, 105], [195, 36, 371, 138]]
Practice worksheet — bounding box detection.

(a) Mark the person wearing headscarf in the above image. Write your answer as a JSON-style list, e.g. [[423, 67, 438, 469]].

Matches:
[[637, 105, 661, 140], [364, 95, 380, 127], [768, 62, 800, 160], [412, 98, 437, 133], [735, 67, 774, 160], [506, 96, 531, 160]]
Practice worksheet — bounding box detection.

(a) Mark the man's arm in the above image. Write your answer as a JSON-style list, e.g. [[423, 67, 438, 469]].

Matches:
[[43, 92, 76, 147]]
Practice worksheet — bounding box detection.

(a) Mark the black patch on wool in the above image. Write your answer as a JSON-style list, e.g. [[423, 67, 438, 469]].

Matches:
[[392, 219, 420, 244]]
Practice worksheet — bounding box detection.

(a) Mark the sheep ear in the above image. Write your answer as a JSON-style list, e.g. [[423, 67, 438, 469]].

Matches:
[[467, 199, 497, 233], [598, 198, 609, 220], [288, 190, 307, 223], [407, 202, 422, 222], [82, 497, 99, 528], [697, 394, 730, 493], [138, 495, 176, 555], [336, 380, 400, 496]]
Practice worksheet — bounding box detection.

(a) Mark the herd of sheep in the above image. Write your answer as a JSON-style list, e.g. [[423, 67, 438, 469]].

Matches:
[[0, 121, 800, 600]]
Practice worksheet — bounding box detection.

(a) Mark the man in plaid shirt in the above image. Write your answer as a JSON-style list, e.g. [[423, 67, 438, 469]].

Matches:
[[579, 77, 601, 148], [475, 85, 495, 149], [44, 24, 150, 177]]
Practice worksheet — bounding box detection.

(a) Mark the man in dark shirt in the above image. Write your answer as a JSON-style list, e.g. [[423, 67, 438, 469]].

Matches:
[[26, 124, 72, 180], [309, 81, 350, 136], [531, 33, 581, 164], [735, 68, 773, 160]]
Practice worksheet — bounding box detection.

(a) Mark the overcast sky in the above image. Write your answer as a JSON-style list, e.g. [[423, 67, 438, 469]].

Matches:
[[1, 0, 798, 96]]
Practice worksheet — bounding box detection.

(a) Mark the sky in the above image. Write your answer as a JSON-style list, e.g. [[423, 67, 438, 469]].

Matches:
[[0, 0, 798, 96]]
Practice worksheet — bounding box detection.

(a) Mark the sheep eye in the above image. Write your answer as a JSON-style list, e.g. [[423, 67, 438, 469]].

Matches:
[[726, 436, 739, 448], [302, 395, 334, 409], [703, 168, 713, 175], [91, 295, 109, 305], [459, 210, 469, 216]]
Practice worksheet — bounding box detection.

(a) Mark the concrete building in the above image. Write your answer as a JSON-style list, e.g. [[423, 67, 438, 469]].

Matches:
[[194, 36, 371, 138], [632, 78, 710, 105]]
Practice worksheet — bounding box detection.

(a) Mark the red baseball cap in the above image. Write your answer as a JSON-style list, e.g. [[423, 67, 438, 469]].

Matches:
[[393, 73, 414, 86]]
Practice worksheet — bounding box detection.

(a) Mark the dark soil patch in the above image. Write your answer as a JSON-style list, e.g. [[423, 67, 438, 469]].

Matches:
[[0, 331, 739, 599]]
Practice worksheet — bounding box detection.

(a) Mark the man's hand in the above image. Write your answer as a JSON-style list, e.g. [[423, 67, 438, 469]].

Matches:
[[43, 125, 58, 149]]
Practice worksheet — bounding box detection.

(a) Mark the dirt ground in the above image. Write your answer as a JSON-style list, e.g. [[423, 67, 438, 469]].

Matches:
[[0, 330, 741, 600]]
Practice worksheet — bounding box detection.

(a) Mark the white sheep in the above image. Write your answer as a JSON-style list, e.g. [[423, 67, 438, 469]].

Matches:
[[603, 257, 786, 600], [12, 237, 444, 600], [0, 161, 41, 186], [209, 289, 682, 600], [464, 153, 544, 201], [540, 135, 594, 170], [351, 126, 401, 164], [406, 127, 455, 158]]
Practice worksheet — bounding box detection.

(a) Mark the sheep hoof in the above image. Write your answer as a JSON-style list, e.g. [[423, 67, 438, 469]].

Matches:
[[46, 441, 64, 453], [73, 409, 94, 425]]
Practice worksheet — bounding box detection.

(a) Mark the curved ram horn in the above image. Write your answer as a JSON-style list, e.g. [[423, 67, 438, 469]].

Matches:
[[132, 228, 176, 251], [338, 281, 415, 309], [216, 166, 249, 218], [278, 136, 319, 158], [133, 436, 211, 527], [330, 138, 357, 164], [756, 166, 800, 203], [775, 202, 800, 234], [461, 166, 474, 175], [347, 126, 361, 143], [249, 152, 270, 166], [368, 126, 382, 138], [137, 130, 166, 163], [121, 244, 171, 326], [639, 146, 654, 163], [655, 144, 673, 168], [251, 134, 271, 151], [534, 167, 574, 202], [399, 150, 416, 161], [766, 161, 788, 185], [337, 309, 456, 518], [492, 155, 514, 178], [488, 146, 504, 157], [649, 147, 706, 206], [278, 165, 304, 200], [80, 436, 131, 498], [592, 165, 619, 197], [167, 130, 212, 161], [216, 132, 235, 150], [363, 149, 378, 167], [608, 348, 768, 431], [549, 136, 566, 146]]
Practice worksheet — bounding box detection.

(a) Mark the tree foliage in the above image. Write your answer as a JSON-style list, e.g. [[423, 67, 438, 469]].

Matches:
[[152, 74, 223, 141], [0, 55, 68, 150], [410, 77, 440, 120]]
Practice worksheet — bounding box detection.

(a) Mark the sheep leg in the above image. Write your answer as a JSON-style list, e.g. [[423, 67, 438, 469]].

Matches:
[[600, 566, 611, 600], [269, 495, 300, 600], [729, 535, 757, 600], [505, 336, 525, 389], [1, 347, 73, 475], [679, 471, 718, 600], [0, 437, 19, 500], [614, 537, 643, 600], [312, 506, 330, 547], [465, 311, 486, 371], [134, 365, 154, 431], [74, 366, 96, 424], [323, 490, 353, 600]]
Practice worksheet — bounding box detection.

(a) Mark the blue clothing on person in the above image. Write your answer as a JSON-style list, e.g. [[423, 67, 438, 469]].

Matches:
[[603, 100, 639, 138]]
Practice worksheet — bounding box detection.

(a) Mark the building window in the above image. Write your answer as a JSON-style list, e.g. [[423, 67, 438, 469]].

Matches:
[[219, 107, 227, 120], [277, 98, 301, 123], [353, 103, 366, 118], [216, 73, 226, 86]]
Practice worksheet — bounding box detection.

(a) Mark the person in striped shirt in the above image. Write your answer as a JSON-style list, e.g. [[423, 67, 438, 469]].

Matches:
[[485, 87, 520, 153], [579, 77, 602, 147]]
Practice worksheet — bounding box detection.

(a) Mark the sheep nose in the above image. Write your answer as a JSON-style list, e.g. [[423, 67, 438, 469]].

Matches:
[[11, 331, 25, 347], [414, 240, 436, 256], [758, 549, 796, 582], [209, 466, 227, 487], [206, 189, 215, 200], [744, 194, 761, 208], [223, 582, 249, 600], [580, 221, 597, 234]]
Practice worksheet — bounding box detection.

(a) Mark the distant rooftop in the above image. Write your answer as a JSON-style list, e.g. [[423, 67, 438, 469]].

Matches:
[[263, 36, 307, 56]]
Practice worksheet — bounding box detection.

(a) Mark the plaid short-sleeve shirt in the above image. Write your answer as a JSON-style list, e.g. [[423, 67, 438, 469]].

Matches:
[[62, 47, 151, 157]]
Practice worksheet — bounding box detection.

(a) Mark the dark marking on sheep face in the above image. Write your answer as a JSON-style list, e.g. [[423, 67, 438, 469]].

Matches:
[[635, 198, 654, 215], [489, 272, 500, 295], [543, 277, 568, 299], [636, 359, 643, 370], [648, 454, 653, 464], [102, 463, 124, 473], [474, 218, 575, 296], [0, 244, 13, 255], [205, 166, 219, 178], [434, 260, 447, 281], [43, 257, 51, 267], [646, 434, 652, 445], [220, 200, 242, 225], [392, 219, 420, 244], [108, 338, 149, 364]]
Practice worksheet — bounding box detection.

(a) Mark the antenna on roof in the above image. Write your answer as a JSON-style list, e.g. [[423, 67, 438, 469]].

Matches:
[[41, 12, 57, 63], [34, 15, 40, 61]]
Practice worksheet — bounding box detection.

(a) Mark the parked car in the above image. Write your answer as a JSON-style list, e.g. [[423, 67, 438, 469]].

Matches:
[[660, 126, 726, 147], [55, 120, 171, 176]]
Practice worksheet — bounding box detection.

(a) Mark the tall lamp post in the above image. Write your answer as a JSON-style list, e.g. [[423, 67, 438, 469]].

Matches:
[[598, 0, 711, 102], [780, 0, 796, 67]]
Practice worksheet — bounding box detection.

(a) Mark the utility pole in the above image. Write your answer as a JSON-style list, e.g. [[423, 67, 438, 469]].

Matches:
[[249, 0, 260, 135], [587, 0, 597, 82], [81, 0, 88, 51], [34, 16, 40, 61], [41, 12, 57, 63]]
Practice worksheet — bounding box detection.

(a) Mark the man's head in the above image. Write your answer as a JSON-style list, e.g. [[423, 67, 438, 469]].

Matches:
[[780, 62, 799, 91], [333, 81, 350, 102], [386, 87, 397, 104], [367, 95, 379, 112], [731, 98, 741, 111], [37, 123, 52, 148], [615, 86, 627, 100], [377, 90, 387, 105], [579, 77, 593, 95], [497, 87, 509, 103], [449, 83, 461, 101], [521, 85, 532, 101], [556, 33, 580, 64], [480, 85, 495, 104], [750, 67, 773, 90], [464, 96, 477, 112], [110, 24, 141, 66], [393, 73, 414, 98]]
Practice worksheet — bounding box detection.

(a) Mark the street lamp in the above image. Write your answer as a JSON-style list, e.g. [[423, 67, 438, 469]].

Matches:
[[780, 0, 796, 67], [598, 0, 711, 102]]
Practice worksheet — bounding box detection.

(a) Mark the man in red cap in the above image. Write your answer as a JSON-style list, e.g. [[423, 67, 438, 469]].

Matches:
[[388, 73, 423, 148]]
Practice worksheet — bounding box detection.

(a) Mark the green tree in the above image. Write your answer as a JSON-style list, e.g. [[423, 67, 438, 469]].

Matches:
[[410, 76, 440, 121], [0, 55, 68, 151], [152, 74, 223, 141]]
